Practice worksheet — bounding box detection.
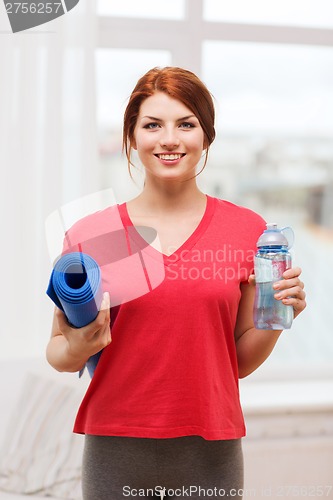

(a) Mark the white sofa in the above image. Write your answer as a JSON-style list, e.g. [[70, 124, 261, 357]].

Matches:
[[0, 357, 89, 500], [1, 358, 333, 500]]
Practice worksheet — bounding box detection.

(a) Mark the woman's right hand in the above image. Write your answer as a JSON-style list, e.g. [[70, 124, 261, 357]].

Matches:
[[46, 292, 111, 373]]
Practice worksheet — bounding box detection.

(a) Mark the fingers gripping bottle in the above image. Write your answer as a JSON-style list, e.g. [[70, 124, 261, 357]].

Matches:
[[253, 223, 294, 330]]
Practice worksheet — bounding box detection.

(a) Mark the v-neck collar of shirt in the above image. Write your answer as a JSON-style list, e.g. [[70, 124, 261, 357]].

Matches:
[[118, 195, 216, 266]]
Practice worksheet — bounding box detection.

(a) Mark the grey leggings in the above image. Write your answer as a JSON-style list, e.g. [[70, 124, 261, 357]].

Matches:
[[82, 435, 244, 499]]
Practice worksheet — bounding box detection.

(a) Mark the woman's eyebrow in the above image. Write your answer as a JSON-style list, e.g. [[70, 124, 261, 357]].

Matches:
[[177, 115, 196, 122], [141, 116, 162, 122], [141, 115, 197, 122]]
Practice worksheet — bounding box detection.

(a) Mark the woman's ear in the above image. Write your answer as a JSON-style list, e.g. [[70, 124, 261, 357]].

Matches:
[[131, 137, 137, 151]]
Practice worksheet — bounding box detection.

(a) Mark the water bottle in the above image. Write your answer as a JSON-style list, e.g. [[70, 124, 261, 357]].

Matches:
[[253, 223, 294, 330]]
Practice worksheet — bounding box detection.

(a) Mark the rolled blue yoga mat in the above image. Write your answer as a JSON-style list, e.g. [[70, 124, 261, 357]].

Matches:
[[46, 252, 104, 377]]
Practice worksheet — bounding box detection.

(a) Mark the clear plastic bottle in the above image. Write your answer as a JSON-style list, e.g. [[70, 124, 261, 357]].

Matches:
[[253, 223, 294, 330]]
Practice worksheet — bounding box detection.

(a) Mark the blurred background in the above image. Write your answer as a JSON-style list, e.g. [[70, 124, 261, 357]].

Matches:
[[0, 0, 332, 496], [1, 0, 332, 372]]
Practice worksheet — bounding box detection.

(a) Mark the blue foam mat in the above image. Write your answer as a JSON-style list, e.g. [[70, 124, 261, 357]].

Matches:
[[46, 252, 104, 377]]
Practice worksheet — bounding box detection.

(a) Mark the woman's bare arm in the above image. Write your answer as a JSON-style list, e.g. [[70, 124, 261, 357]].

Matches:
[[46, 292, 111, 373], [235, 268, 306, 378]]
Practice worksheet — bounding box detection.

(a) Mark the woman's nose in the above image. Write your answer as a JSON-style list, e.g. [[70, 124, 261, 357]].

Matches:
[[159, 127, 180, 149]]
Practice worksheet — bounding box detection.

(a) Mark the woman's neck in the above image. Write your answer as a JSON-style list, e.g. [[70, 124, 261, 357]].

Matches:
[[132, 178, 206, 215]]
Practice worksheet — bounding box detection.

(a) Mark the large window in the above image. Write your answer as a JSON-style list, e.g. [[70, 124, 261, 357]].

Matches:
[[96, 0, 333, 374]]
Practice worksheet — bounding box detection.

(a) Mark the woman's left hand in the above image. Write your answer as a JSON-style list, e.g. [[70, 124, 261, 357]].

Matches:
[[272, 266, 306, 319]]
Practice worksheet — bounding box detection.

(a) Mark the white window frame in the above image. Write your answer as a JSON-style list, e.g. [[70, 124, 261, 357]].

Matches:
[[97, 0, 333, 76]]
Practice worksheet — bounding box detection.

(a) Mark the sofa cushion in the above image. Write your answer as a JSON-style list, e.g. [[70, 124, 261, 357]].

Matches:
[[0, 372, 85, 499]]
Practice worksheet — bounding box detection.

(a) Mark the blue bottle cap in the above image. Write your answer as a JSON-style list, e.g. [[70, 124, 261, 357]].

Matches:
[[257, 223, 293, 248]]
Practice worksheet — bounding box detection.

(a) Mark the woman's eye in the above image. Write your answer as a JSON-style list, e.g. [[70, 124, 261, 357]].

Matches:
[[143, 122, 160, 129], [180, 122, 195, 129]]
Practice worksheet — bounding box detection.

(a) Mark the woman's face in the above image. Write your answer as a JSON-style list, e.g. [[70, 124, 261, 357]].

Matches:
[[132, 92, 205, 182]]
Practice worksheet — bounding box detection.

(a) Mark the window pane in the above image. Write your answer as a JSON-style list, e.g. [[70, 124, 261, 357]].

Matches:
[[96, 48, 171, 128], [98, 0, 185, 19], [202, 41, 333, 368], [204, 0, 333, 28], [202, 41, 333, 135], [95, 49, 172, 200]]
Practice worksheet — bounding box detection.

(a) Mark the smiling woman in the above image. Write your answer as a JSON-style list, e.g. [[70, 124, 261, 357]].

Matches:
[[46, 66, 306, 500], [123, 66, 215, 178], [132, 92, 205, 181]]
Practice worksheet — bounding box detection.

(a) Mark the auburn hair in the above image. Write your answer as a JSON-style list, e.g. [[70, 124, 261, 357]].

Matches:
[[122, 66, 216, 176]]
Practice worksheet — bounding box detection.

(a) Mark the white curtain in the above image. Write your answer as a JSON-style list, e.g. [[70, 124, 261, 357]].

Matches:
[[0, 1, 99, 358]]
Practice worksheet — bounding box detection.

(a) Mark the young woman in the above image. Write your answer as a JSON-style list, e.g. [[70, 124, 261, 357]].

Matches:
[[46, 67, 306, 499]]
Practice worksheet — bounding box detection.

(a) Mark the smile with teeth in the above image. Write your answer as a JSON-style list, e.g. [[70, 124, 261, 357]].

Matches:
[[155, 153, 185, 161]]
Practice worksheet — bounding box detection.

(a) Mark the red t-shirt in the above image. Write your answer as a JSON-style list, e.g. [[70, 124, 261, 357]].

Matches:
[[71, 196, 266, 440]]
